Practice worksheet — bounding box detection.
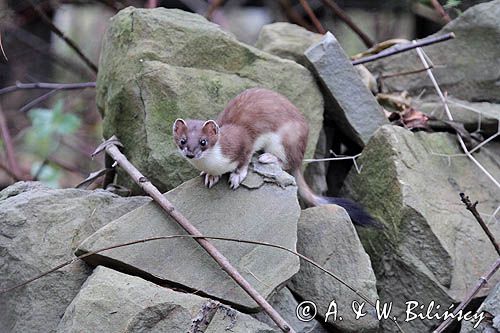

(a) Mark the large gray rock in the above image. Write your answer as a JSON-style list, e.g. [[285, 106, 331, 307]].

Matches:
[[305, 32, 388, 147], [368, 0, 500, 102], [0, 182, 150, 333], [460, 282, 500, 332], [255, 22, 323, 67], [253, 287, 329, 333], [97, 7, 324, 193], [288, 205, 380, 333], [76, 161, 300, 310], [57, 266, 277, 333], [342, 125, 500, 332], [414, 96, 500, 137]]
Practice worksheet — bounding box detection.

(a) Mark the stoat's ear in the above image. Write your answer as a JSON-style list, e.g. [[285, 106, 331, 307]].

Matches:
[[173, 118, 187, 136], [202, 120, 219, 136]]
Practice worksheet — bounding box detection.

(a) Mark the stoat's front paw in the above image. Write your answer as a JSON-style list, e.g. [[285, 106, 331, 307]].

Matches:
[[203, 173, 220, 188], [229, 167, 248, 190], [258, 153, 279, 164]]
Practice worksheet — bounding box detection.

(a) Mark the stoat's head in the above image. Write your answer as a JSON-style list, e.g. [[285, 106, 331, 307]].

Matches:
[[172, 118, 220, 159]]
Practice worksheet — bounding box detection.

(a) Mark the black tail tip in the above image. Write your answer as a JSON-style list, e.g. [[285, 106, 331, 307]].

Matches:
[[323, 197, 385, 229]]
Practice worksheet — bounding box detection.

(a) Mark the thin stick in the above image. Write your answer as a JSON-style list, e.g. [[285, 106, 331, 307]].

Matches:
[[206, 0, 224, 20], [430, 0, 451, 23], [0, 104, 22, 180], [414, 46, 500, 189], [433, 258, 500, 333], [380, 65, 433, 79], [298, 0, 326, 34], [278, 0, 314, 31], [320, 0, 374, 47], [19, 89, 60, 113], [95, 137, 296, 333], [28, 0, 98, 74], [460, 193, 500, 256], [0, 234, 375, 307], [352, 32, 455, 65], [0, 31, 7, 61], [0, 81, 96, 96]]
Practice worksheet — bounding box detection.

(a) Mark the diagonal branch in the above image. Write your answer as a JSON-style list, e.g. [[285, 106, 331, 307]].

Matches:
[[0, 104, 22, 180], [430, 0, 452, 23], [93, 136, 297, 333], [28, 0, 98, 74], [460, 193, 500, 256], [298, 0, 326, 34], [320, 0, 374, 47]]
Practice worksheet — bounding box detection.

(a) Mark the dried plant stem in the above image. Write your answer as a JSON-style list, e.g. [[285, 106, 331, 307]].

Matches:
[[433, 258, 500, 333], [28, 0, 98, 74], [0, 81, 96, 95], [460, 193, 500, 256], [430, 0, 451, 23], [94, 137, 296, 333], [320, 0, 374, 47], [206, 0, 224, 20], [298, 0, 326, 34], [0, 104, 22, 180], [414, 46, 500, 189], [278, 0, 314, 31], [352, 32, 455, 65]]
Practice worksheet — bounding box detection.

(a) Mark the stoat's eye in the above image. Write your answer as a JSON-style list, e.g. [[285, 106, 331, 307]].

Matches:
[[199, 139, 207, 147], [180, 138, 187, 145]]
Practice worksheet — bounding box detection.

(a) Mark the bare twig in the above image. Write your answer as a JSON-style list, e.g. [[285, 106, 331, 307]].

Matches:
[[206, 0, 224, 20], [320, 0, 374, 47], [460, 193, 500, 256], [352, 32, 455, 65], [0, 104, 22, 180], [298, 0, 326, 34], [414, 46, 500, 189], [0, 81, 96, 96], [0, 31, 7, 61], [19, 89, 60, 113], [278, 0, 314, 31], [28, 0, 98, 74], [433, 258, 500, 333], [93, 136, 296, 333], [430, 0, 452, 23], [380, 65, 433, 80]]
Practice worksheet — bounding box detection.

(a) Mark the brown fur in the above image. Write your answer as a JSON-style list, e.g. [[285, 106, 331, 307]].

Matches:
[[216, 88, 309, 171]]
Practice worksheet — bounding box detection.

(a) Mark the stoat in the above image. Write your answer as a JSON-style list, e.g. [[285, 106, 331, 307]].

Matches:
[[173, 88, 380, 227]]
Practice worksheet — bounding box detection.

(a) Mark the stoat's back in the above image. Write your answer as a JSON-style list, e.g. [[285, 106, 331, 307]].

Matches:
[[217, 88, 309, 170]]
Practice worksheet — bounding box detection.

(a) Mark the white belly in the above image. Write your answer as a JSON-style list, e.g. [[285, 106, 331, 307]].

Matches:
[[188, 143, 238, 176], [253, 132, 287, 164]]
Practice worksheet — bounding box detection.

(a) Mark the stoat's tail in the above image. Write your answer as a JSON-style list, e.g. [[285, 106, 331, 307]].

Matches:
[[292, 169, 383, 228]]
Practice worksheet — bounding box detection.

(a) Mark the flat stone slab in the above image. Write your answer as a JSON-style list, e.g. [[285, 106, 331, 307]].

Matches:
[[305, 32, 388, 147], [76, 162, 300, 310], [0, 182, 150, 333], [56, 266, 277, 333]]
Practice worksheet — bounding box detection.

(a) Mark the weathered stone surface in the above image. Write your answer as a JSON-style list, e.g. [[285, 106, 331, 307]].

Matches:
[[367, 0, 500, 102], [305, 32, 388, 147], [0, 182, 150, 333], [288, 205, 379, 333], [342, 125, 500, 332], [253, 287, 329, 333], [460, 282, 500, 332], [97, 7, 323, 193], [255, 22, 323, 66], [414, 95, 500, 137], [57, 266, 277, 333], [76, 161, 300, 310]]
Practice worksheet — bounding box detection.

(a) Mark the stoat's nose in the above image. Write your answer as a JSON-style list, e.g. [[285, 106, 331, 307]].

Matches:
[[185, 152, 195, 159]]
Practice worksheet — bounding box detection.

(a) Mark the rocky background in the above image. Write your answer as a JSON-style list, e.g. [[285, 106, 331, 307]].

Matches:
[[1, 1, 500, 333]]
